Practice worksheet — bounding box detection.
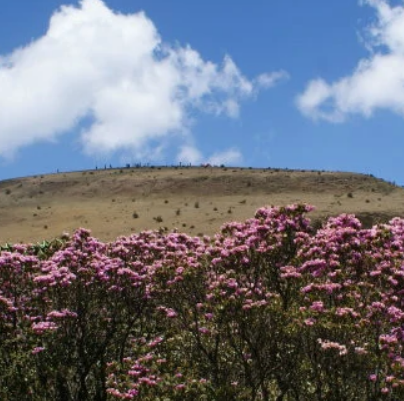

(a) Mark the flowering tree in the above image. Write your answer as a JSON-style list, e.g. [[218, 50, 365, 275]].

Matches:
[[2, 205, 404, 400]]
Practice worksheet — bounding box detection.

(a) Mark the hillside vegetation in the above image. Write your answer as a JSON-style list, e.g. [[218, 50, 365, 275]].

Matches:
[[0, 167, 403, 245], [2, 204, 404, 399], [2, 168, 404, 399]]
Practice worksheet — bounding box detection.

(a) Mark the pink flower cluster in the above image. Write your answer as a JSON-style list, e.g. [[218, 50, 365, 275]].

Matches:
[[2, 204, 404, 399]]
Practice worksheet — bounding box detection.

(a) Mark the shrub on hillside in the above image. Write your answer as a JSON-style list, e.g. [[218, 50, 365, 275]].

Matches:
[[2, 205, 404, 399]]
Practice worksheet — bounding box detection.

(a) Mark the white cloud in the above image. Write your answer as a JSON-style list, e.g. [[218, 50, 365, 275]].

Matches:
[[296, 79, 343, 122], [207, 148, 243, 166], [177, 145, 203, 165], [0, 0, 284, 158], [297, 0, 404, 122], [254, 70, 289, 89], [176, 145, 242, 166]]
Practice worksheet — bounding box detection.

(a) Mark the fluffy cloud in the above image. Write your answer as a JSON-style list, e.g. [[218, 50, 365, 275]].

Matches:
[[254, 70, 289, 89], [296, 0, 404, 122], [0, 0, 283, 158], [207, 148, 243, 166], [177, 145, 203, 165], [176, 145, 242, 166]]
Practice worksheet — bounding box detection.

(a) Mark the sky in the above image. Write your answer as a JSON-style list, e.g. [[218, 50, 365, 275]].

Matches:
[[1, 0, 404, 184]]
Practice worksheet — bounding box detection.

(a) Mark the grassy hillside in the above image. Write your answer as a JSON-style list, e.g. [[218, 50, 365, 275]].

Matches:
[[0, 166, 403, 244]]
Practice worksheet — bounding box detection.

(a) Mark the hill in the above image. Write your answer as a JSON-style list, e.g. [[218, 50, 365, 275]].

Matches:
[[0, 166, 403, 245]]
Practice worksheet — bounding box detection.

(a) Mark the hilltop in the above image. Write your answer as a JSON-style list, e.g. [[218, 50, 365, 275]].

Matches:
[[0, 166, 403, 245]]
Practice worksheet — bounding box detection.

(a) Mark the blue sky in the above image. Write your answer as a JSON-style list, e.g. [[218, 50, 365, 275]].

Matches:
[[1, 0, 404, 184]]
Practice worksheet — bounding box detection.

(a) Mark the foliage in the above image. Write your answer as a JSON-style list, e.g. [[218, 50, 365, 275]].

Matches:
[[1, 205, 404, 399]]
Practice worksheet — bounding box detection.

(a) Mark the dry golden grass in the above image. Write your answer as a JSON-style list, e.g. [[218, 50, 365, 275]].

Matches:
[[1, 166, 403, 245]]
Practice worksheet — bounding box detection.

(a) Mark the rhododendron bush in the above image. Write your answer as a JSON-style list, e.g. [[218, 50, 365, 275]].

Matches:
[[2, 204, 404, 400]]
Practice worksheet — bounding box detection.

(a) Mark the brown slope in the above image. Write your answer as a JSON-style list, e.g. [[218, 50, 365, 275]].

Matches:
[[0, 167, 403, 245]]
